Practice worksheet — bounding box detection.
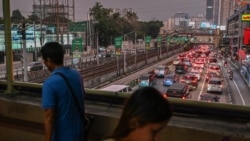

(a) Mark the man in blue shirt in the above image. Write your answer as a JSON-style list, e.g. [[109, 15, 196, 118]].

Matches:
[[41, 42, 85, 141]]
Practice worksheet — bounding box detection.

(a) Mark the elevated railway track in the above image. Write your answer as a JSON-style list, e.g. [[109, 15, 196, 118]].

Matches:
[[4, 44, 182, 85]]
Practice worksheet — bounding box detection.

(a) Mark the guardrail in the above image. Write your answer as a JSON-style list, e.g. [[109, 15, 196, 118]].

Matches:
[[1, 81, 250, 122]]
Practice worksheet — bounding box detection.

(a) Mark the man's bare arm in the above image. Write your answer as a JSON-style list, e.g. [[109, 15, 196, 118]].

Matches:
[[44, 109, 54, 141]]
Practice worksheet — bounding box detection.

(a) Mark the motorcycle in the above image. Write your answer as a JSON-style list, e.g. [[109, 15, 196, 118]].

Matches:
[[229, 71, 233, 80]]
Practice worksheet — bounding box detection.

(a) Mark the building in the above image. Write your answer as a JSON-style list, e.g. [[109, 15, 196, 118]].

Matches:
[[206, 0, 236, 26], [109, 8, 134, 17], [173, 12, 189, 30], [227, 4, 250, 65], [109, 8, 121, 16], [122, 8, 134, 17], [32, 0, 75, 34]]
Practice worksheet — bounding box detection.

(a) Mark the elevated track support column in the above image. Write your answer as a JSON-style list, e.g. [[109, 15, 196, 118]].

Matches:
[[3, 0, 17, 95]]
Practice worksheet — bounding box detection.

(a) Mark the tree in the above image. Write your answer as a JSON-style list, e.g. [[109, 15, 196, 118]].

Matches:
[[90, 2, 118, 46], [144, 20, 163, 38], [27, 14, 40, 24], [11, 9, 23, 23], [89, 3, 162, 46], [0, 17, 4, 24]]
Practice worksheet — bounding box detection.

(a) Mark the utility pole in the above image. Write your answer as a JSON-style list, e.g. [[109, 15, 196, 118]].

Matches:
[[56, 0, 59, 42], [96, 31, 99, 65], [134, 32, 137, 68], [33, 21, 37, 61], [3, 0, 17, 94], [21, 19, 28, 82], [123, 35, 126, 74], [40, 0, 43, 47]]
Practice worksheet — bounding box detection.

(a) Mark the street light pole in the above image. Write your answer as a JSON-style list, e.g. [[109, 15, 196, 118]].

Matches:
[[96, 31, 99, 65], [33, 21, 37, 61], [134, 32, 137, 68], [22, 20, 28, 82], [123, 35, 127, 74]]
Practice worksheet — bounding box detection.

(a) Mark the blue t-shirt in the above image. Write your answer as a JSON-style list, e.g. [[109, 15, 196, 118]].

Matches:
[[42, 67, 85, 141]]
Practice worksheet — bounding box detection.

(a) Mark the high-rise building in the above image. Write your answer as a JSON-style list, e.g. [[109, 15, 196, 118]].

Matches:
[[174, 12, 189, 30], [206, 0, 236, 26]]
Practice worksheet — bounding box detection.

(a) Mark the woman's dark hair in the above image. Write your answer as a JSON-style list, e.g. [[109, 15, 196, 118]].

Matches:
[[41, 42, 64, 65], [112, 87, 172, 139]]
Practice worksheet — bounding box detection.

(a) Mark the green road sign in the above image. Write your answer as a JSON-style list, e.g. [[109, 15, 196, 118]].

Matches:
[[157, 36, 162, 42], [69, 21, 87, 32], [145, 36, 151, 50], [72, 38, 83, 52], [145, 36, 151, 43], [114, 36, 123, 56], [157, 36, 162, 48], [114, 36, 123, 48]]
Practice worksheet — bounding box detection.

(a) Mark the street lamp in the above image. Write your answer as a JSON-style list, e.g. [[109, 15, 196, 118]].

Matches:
[[90, 15, 99, 65], [123, 31, 137, 73], [33, 21, 37, 61], [123, 34, 129, 74]]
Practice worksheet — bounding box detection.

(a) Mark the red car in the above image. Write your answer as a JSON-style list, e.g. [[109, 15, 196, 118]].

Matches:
[[180, 73, 198, 90]]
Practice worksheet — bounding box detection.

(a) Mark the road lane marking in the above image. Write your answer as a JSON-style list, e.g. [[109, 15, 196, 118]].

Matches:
[[198, 69, 207, 100], [233, 79, 246, 105]]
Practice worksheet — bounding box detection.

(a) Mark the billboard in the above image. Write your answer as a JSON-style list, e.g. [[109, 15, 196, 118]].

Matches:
[[242, 14, 250, 22], [243, 28, 250, 45], [200, 22, 210, 28]]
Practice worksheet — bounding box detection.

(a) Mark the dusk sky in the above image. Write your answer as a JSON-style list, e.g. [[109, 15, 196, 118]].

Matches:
[[0, 0, 206, 21]]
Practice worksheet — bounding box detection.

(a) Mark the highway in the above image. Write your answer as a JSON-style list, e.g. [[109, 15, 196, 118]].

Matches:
[[97, 54, 250, 106], [1, 45, 249, 106]]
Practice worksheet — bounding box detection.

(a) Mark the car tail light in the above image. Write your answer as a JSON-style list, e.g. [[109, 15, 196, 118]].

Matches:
[[164, 94, 167, 98]]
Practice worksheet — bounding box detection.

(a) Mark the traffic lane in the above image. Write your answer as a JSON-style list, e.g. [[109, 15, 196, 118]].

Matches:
[[225, 65, 250, 105], [200, 61, 231, 104], [154, 64, 230, 104], [153, 74, 229, 104]]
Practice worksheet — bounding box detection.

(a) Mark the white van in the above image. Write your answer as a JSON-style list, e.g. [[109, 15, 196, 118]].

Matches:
[[100, 85, 132, 93], [154, 65, 169, 78]]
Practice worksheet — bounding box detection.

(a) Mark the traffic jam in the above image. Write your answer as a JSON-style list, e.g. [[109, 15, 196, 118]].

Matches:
[[137, 44, 232, 103]]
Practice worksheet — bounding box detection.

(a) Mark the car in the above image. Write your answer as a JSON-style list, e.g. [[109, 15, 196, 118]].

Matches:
[[191, 66, 203, 74], [189, 70, 201, 81], [207, 77, 223, 94], [154, 65, 169, 78], [175, 62, 188, 74], [23, 61, 44, 72], [165, 83, 191, 99], [180, 73, 198, 90], [206, 71, 219, 82], [173, 57, 180, 65], [208, 63, 221, 76], [207, 57, 217, 64], [199, 93, 220, 102], [193, 59, 205, 68], [162, 73, 179, 86], [138, 74, 155, 87], [178, 54, 186, 60], [183, 58, 192, 67]]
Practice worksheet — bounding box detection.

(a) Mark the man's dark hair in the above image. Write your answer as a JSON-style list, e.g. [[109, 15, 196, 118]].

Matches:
[[41, 42, 64, 65]]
